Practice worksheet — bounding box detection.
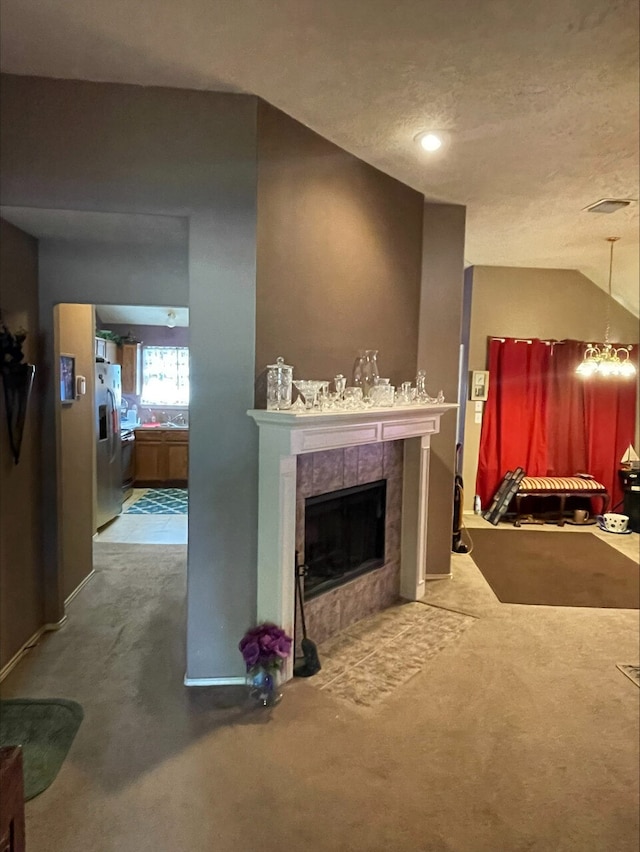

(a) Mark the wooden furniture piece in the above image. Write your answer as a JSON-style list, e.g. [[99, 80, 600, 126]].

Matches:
[[0, 747, 26, 852], [95, 337, 118, 364], [513, 476, 609, 527], [134, 427, 188, 485], [120, 343, 142, 396]]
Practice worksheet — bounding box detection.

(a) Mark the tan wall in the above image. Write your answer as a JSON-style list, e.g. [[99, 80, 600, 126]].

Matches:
[[463, 266, 640, 510], [256, 102, 423, 386], [0, 219, 43, 668], [55, 304, 96, 601]]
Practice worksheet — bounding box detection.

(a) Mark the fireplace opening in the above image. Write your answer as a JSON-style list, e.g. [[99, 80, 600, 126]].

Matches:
[[304, 480, 386, 599]]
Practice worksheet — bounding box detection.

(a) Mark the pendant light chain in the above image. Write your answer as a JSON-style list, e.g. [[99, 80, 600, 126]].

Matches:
[[604, 236, 618, 346], [575, 236, 635, 378]]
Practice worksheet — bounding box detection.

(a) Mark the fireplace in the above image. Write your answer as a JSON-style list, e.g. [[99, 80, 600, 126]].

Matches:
[[304, 480, 386, 599], [248, 403, 455, 682], [294, 443, 402, 648]]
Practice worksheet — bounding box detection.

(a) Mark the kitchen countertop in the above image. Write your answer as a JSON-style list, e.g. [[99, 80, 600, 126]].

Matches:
[[135, 424, 189, 431]]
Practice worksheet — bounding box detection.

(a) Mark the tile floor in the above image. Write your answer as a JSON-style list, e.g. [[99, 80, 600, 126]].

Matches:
[[311, 600, 476, 708], [93, 489, 188, 544]]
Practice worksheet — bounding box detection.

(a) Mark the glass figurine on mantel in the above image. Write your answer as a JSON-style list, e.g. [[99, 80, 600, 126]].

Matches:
[[266, 356, 293, 410], [351, 349, 380, 398], [415, 369, 430, 402], [351, 351, 366, 392], [415, 369, 442, 404]]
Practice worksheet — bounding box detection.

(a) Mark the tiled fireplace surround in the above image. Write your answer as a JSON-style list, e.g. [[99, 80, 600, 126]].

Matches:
[[248, 405, 456, 682], [295, 442, 404, 650]]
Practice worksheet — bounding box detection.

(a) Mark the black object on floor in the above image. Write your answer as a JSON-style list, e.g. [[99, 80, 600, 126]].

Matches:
[[452, 443, 470, 553], [293, 553, 321, 678], [482, 467, 525, 525]]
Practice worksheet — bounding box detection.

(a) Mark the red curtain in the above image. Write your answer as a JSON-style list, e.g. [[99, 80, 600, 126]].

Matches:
[[475, 338, 638, 510], [476, 339, 551, 506], [546, 340, 588, 476]]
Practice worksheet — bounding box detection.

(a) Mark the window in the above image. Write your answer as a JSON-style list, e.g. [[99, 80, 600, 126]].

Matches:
[[140, 346, 189, 406]]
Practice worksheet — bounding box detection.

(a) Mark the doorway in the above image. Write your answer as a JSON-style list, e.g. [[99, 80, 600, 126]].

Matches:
[[91, 304, 190, 547]]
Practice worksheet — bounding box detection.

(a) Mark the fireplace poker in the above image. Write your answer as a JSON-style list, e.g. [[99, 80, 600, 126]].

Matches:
[[294, 552, 322, 678]]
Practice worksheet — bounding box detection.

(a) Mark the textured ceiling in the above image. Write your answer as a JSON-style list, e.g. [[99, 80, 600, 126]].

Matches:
[[1, 0, 638, 314]]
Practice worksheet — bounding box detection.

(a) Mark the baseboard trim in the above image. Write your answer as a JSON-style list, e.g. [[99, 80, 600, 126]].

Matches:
[[183, 675, 246, 687], [0, 615, 67, 683], [424, 572, 452, 580], [44, 616, 68, 631], [64, 570, 96, 607]]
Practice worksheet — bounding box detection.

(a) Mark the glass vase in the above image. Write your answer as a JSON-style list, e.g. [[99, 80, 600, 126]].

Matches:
[[351, 350, 366, 392], [246, 665, 282, 707], [362, 350, 380, 398]]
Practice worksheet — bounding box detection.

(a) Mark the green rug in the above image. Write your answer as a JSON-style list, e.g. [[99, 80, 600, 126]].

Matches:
[[0, 698, 83, 800], [125, 488, 188, 514]]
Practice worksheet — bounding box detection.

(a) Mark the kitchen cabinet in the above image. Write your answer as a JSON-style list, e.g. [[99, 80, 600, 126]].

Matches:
[[120, 343, 142, 396], [134, 428, 188, 485], [95, 336, 107, 360], [105, 339, 118, 364], [95, 337, 119, 364]]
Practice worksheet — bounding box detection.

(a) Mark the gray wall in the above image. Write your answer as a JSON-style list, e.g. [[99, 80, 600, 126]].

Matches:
[[1, 74, 258, 680], [40, 240, 188, 302], [0, 219, 44, 668], [418, 204, 467, 576]]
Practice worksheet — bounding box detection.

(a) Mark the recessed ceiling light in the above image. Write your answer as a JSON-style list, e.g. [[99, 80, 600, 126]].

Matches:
[[416, 132, 443, 152]]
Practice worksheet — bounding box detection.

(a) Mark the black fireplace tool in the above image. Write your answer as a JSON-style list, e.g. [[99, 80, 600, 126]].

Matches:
[[293, 553, 322, 678]]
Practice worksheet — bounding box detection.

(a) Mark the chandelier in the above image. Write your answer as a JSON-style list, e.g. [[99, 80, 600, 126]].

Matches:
[[576, 237, 636, 378]]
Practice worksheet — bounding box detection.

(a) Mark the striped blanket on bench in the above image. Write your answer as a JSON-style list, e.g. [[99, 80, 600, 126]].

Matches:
[[514, 476, 609, 526]]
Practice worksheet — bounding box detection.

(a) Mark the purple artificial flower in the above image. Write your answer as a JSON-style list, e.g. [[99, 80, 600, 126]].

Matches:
[[239, 622, 293, 670]]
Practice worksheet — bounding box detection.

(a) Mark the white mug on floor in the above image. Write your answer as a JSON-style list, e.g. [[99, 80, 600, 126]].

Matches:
[[602, 513, 629, 533]]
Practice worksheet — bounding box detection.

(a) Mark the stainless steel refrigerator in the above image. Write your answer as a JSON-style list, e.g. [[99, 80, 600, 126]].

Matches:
[[95, 363, 123, 528]]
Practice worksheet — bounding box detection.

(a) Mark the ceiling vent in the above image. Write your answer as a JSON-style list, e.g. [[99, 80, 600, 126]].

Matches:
[[584, 198, 634, 214]]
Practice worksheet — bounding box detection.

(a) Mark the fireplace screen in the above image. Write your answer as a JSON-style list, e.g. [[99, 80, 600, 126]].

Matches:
[[304, 480, 386, 599]]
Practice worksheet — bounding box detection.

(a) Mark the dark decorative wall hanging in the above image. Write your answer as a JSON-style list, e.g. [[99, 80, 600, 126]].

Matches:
[[1, 313, 36, 465]]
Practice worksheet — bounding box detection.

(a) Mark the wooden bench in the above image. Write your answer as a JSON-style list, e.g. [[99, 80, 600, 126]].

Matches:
[[513, 476, 609, 527]]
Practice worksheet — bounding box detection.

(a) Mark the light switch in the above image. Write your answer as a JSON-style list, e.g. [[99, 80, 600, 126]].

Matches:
[[474, 412, 482, 424], [475, 401, 483, 412]]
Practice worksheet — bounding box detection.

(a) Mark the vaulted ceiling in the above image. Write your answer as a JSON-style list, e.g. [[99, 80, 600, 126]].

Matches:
[[1, 0, 638, 314]]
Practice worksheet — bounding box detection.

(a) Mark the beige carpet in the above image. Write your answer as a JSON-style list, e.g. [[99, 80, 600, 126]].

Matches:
[[617, 664, 640, 687], [0, 539, 638, 852]]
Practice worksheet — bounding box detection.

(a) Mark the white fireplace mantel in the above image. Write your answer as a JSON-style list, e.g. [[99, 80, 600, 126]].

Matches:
[[248, 403, 457, 680]]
